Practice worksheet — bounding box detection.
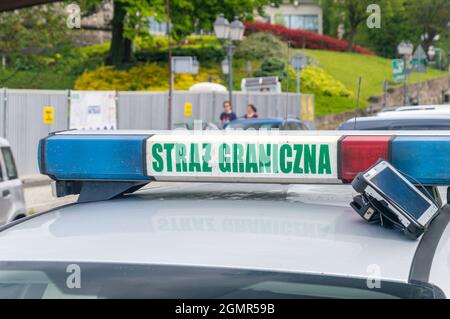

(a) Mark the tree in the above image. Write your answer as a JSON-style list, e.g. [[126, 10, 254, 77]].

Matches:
[[0, 4, 71, 69], [81, 0, 281, 67], [335, 0, 379, 51], [404, 0, 450, 50], [315, 0, 341, 37], [355, 0, 418, 58]]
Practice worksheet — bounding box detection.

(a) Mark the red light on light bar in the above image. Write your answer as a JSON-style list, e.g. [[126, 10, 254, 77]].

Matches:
[[340, 136, 391, 183]]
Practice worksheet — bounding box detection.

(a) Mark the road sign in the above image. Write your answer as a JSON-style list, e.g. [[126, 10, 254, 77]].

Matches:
[[291, 54, 308, 71], [43, 106, 54, 125], [392, 59, 406, 83], [397, 41, 414, 56], [411, 45, 427, 73], [184, 102, 193, 117]]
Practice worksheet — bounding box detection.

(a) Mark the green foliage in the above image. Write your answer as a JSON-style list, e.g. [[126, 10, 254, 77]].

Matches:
[[314, 94, 358, 116], [317, 0, 450, 59], [82, 0, 282, 66], [296, 66, 353, 98], [356, 13, 419, 58], [0, 4, 73, 68], [74, 63, 223, 91], [235, 32, 289, 60], [303, 49, 447, 109], [404, 0, 450, 49], [255, 58, 287, 80]]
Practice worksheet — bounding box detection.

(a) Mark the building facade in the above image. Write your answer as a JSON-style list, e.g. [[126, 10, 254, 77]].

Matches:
[[261, 0, 323, 34]]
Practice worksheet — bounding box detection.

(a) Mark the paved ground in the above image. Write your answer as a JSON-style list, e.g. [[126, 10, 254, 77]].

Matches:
[[23, 176, 185, 215], [24, 183, 78, 214]]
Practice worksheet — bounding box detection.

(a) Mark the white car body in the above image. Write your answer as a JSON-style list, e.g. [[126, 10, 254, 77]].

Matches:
[[0, 183, 448, 299], [0, 137, 26, 225]]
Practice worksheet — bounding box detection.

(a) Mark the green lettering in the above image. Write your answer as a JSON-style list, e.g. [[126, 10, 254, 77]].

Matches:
[[151, 143, 164, 173], [233, 144, 245, 173], [219, 143, 231, 172], [318, 145, 332, 174], [280, 144, 293, 174], [202, 143, 212, 172], [259, 144, 271, 173], [246, 144, 258, 173], [189, 143, 202, 172], [163, 144, 175, 172], [293, 144, 304, 174], [175, 144, 187, 172], [304, 144, 316, 174]]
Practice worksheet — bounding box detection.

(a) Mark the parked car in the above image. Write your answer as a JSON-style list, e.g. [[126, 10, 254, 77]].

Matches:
[[225, 118, 308, 130], [378, 105, 450, 117], [173, 122, 219, 130], [338, 115, 450, 131], [0, 138, 26, 224]]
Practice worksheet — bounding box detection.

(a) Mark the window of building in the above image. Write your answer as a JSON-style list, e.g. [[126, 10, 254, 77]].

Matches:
[[274, 14, 319, 33], [148, 16, 168, 35]]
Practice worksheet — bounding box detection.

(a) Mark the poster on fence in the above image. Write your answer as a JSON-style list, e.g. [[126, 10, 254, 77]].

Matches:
[[69, 91, 117, 130]]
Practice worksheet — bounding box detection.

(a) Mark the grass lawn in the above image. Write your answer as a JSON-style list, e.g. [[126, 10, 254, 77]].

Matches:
[[302, 49, 448, 115]]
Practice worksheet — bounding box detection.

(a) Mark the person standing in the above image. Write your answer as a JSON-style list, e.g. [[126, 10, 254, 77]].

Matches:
[[220, 101, 237, 127], [244, 104, 258, 119]]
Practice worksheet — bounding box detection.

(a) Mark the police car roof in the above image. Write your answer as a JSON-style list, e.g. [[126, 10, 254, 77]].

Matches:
[[0, 183, 423, 283]]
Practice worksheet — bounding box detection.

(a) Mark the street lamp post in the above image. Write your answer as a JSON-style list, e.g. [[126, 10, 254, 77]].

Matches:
[[291, 53, 308, 94], [397, 41, 414, 106], [214, 14, 244, 105]]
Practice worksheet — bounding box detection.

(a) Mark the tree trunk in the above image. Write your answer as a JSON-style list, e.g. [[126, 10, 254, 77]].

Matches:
[[347, 29, 355, 52], [107, 1, 132, 67]]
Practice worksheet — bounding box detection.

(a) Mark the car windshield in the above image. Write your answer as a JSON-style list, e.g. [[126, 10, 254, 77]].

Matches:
[[0, 262, 438, 299], [226, 122, 280, 130]]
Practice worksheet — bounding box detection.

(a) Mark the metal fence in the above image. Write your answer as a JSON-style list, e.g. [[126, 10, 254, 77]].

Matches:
[[0, 89, 314, 176]]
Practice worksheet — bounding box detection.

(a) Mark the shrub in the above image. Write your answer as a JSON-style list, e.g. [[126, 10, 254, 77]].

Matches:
[[244, 21, 375, 56], [296, 66, 353, 98], [74, 63, 223, 91], [254, 58, 287, 80], [235, 32, 288, 60]]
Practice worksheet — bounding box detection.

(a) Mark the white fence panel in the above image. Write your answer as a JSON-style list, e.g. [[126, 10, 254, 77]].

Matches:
[[0, 89, 314, 176], [118, 91, 168, 130], [5, 89, 69, 176]]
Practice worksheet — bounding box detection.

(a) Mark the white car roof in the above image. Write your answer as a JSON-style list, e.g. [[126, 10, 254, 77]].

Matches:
[[0, 137, 9, 147], [0, 183, 423, 283], [378, 108, 450, 118]]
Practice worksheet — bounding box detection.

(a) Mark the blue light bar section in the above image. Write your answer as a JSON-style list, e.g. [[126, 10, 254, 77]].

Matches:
[[39, 135, 151, 181], [391, 136, 450, 185]]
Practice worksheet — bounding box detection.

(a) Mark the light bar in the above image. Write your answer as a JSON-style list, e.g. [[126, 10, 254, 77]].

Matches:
[[339, 136, 391, 183], [39, 135, 151, 181], [39, 131, 450, 187], [391, 136, 450, 185]]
